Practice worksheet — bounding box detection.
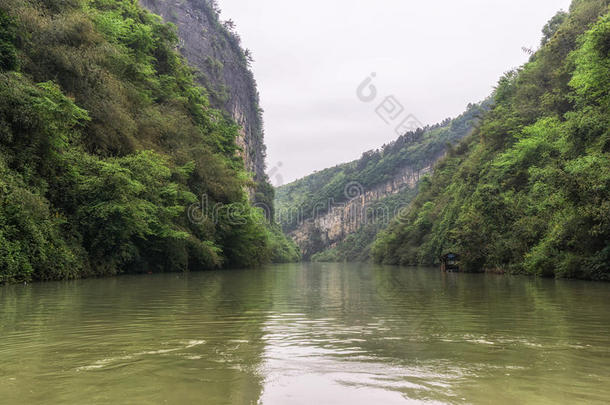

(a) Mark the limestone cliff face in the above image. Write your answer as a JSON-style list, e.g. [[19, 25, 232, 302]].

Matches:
[[289, 163, 434, 258], [139, 0, 266, 181]]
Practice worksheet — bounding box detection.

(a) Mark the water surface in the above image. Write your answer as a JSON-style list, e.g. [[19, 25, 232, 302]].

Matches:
[[1, 263, 609, 404]]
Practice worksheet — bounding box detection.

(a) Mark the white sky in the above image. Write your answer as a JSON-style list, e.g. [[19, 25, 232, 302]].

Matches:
[[218, 0, 572, 185]]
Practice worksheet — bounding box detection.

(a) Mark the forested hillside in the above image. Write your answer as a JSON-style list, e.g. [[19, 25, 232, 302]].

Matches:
[[139, 0, 269, 194], [0, 0, 297, 283], [276, 102, 487, 259], [372, 0, 610, 280]]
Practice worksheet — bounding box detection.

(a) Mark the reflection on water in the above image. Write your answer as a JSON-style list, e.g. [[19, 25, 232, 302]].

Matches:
[[1, 263, 609, 404]]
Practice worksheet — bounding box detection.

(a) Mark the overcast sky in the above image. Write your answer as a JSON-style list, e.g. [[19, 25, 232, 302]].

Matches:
[[218, 0, 572, 185]]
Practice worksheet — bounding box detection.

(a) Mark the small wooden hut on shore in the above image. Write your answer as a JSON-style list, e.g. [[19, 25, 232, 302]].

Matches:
[[440, 253, 460, 272]]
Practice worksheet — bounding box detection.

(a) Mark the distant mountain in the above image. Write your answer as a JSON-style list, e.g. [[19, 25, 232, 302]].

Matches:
[[275, 102, 489, 260]]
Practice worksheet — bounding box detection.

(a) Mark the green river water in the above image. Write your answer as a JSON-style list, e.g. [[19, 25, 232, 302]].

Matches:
[[1, 263, 609, 404]]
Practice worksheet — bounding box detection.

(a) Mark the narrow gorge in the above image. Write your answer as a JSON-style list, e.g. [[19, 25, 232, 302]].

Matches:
[[276, 102, 487, 260]]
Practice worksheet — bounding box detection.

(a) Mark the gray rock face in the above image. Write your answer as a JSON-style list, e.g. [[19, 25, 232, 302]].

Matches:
[[139, 0, 266, 181], [288, 162, 435, 257]]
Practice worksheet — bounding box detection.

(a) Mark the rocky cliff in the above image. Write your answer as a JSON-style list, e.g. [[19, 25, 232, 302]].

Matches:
[[139, 0, 266, 182], [289, 162, 435, 258]]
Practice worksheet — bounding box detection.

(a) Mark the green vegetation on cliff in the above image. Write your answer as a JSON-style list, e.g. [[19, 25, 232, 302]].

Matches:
[[140, 0, 269, 184], [0, 0, 295, 283], [372, 0, 610, 280]]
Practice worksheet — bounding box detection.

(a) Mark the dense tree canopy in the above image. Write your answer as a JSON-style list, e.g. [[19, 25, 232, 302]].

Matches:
[[372, 0, 610, 280], [0, 0, 297, 283]]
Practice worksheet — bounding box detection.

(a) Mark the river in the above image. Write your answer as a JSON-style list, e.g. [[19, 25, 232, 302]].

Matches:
[[1, 263, 609, 404]]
